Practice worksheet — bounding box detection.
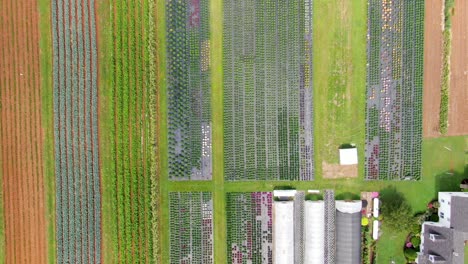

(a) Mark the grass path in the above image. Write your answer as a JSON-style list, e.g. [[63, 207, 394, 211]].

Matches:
[[96, 0, 117, 262], [313, 0, 367, 177], [38, 0, 56, 262], [155, 0, 170, 262], [210, 0, 226, 262]]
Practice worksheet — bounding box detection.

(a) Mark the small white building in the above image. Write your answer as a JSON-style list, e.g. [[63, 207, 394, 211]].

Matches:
[[339, 147, 358, 165], [273, 200, 295, 264]]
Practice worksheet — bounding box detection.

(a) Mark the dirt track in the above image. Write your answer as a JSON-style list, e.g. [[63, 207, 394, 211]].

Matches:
[[448, 0, 468, 135], [422, 0, 444, 138], [0, 0, 47, 263]]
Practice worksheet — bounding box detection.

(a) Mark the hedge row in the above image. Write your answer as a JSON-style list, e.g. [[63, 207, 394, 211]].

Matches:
[[439, 0, 454, 134]]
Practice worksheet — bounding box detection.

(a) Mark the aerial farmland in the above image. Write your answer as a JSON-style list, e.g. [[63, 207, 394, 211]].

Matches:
[[0, 0, 466, 264]]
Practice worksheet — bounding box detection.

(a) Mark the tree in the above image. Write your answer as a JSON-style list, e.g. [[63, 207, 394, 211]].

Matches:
[[380, 187, 415, 232]]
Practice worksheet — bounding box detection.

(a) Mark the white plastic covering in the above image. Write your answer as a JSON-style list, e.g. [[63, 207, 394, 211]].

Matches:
[[335, 200, 362, 214], [373, 198, 379, 218], [273, 190, 297, 197], [274, 201, 295, 264], [372, 220, 379, 240], [339, 148, 358, 165], [304, 201, 325, 264]]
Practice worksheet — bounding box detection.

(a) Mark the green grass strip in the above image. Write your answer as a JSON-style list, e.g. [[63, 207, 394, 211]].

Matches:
[[155, 0, 168, 262], [97, 0, 118, 261], [38, 0, 56, 262], [211, 0, 225, 261]]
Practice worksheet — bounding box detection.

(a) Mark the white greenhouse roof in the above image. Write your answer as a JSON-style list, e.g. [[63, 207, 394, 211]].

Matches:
[[273, 190, 297, 197], [336, 200, 362, 214], [373, 198, 380, 218], [274, 201, 294, 264], [304, 201, 325, 264], [372, 220, 379, 240], [339, 148, 358, 165]]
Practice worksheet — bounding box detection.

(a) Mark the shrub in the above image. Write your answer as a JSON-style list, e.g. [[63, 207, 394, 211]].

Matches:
[[362, 217, 369, 226], [429, 213, 439, 222], [410, 236, 421, 247], [404, 247, 418, 261], [305, 193, 323, 201], [410, 222, 422, 234], [335, 192, 360, 201]]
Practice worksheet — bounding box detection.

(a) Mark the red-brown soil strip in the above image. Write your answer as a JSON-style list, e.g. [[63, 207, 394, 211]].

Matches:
[[447, 0, 468, 135], [0, 0, 48, 263], [422, 0, 444, 138]]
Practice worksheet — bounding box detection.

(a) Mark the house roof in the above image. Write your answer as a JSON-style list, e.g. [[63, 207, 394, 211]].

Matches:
[[418, 222, 468, 264], [336, 211, 361, 264], [450, 196, 468, 232], [420, 223, 454, 263]]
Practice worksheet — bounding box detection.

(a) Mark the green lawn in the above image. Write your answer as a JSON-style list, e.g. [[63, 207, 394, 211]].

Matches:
[[313, 0, 367, 177], [376, 136, 467, 263], [465, 243, 468, 263], [38, 0, 56, 262]]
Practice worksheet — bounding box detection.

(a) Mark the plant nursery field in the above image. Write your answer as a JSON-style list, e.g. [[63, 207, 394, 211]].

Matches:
[[365, 0, 425, 180], [223, 0, 314, 181], [166, 0, 212, 181], [169, 192, 214, 263], [0, 0, 48, 262], [1, 0, 467, 264], [226, 192, 273, 263]]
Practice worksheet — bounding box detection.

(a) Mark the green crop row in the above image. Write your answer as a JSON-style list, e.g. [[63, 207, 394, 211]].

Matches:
[[106, 0, 157, 262]]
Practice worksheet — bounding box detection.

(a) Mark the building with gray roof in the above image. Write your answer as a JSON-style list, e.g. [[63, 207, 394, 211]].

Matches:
[[417, 192, 468, 264]]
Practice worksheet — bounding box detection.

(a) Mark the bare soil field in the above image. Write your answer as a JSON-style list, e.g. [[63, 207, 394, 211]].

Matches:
[[422, 0, 444, 138], [0, 0, 47, 263], [322, 161, 358, 179], [448, 0, 468, 135]]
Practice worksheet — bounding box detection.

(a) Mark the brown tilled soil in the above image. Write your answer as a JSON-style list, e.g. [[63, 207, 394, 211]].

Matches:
[[0, 0, 47, 263], [423, 0, 444, 138], [322, 161, 358, 179], [448, 0, 468, 135]]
